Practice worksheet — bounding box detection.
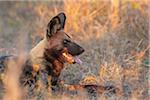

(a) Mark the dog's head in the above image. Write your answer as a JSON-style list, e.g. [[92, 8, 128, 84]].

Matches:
[[45, 12, 84, 64]]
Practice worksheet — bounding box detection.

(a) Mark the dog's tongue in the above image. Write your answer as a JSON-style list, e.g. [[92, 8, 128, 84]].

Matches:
[[74, 57, 82, 65]]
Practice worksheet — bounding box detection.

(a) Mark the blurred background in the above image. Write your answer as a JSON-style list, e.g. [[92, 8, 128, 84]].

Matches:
[[0, 0, 149, 99]]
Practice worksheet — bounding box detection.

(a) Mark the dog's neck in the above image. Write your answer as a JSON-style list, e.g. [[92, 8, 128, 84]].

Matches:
[[29, 38, 64, 77], [43, 49, 64, 77], [29, 39, 47, 64]]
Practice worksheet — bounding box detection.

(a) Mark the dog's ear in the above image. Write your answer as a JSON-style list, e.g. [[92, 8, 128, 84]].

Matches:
[[47, 12, 66, 37]]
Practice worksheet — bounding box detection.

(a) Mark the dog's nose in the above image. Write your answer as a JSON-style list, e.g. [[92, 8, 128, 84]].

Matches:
[[80, 48, 85, 53]]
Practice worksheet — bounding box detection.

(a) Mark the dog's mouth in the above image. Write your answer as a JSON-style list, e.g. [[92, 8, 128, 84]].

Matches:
[[60, 48, 82, 65]]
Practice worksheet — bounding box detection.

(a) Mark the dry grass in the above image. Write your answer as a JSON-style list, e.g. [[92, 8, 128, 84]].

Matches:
[[0, 0, 149, 100], [3, 55, 24, 100]]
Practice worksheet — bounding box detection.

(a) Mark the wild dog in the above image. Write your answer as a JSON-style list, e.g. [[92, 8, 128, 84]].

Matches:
[[0, 12, 84, 96]]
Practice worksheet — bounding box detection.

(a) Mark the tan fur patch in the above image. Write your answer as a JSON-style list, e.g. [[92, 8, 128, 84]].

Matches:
[[29, 38, 47, 64]]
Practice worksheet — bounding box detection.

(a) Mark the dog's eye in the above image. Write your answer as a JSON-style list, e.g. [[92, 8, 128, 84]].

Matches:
[[63, 39, 70, 44]]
